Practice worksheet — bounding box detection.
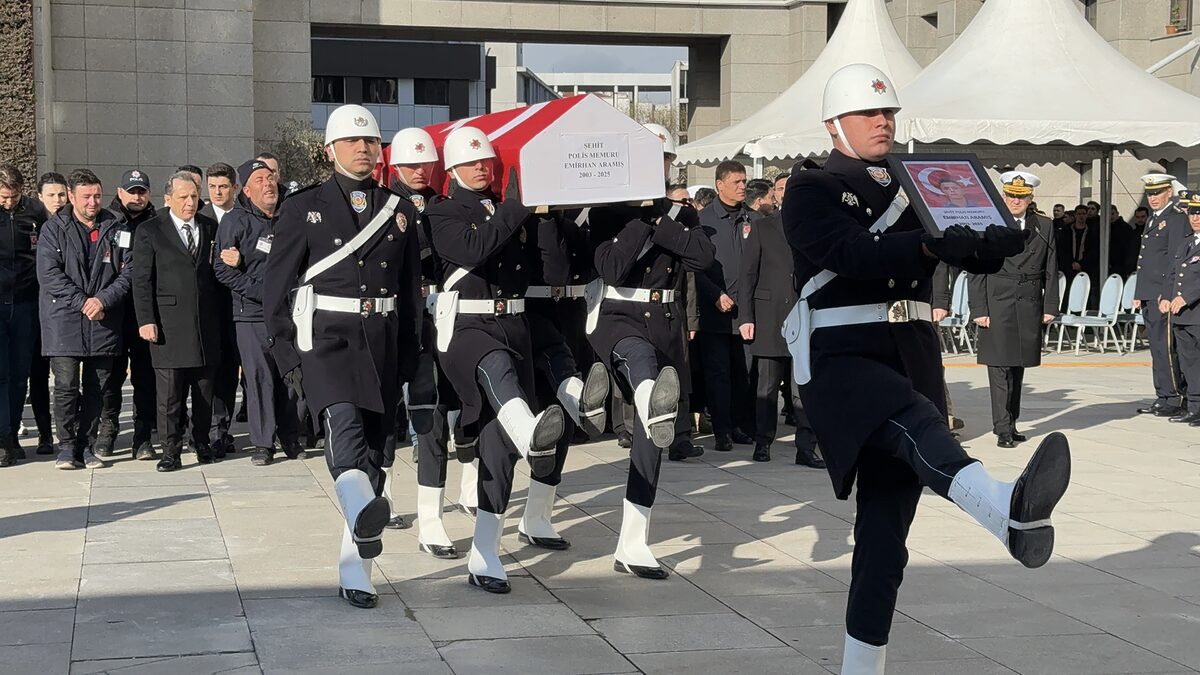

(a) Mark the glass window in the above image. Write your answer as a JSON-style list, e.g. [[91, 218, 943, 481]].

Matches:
[[312, 76, 344, 103], [364, 77, 397, 104], [414, 79, 450, 106], [1171, 0, 1192, 30]]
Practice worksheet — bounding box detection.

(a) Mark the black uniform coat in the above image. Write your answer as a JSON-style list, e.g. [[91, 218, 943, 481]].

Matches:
[[586, 203, 714, 399], [37, 208, 131, 357], [1136, 201, 1193, 302], [930, 262, 961, 311], [527, 210, 592, 370], [131, 211, 223, 369], [738, 213, 795, 358], [263, 176, 422, 418], [696, 201, 756, 333], [968, 210, 1059, 367], [784, 150, 991, 499], [1169, 232, 1200, 326], [424, 184, 554, 428]]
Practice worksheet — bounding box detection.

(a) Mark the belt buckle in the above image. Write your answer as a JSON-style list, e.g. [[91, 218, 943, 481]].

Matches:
[[359, 298, 374, 318], [551, 286, 565, 300], [421, 284, 430, 298], [650, 290, 662, 303], [887, 300, 914, 323], [494, 298, 507, 315]]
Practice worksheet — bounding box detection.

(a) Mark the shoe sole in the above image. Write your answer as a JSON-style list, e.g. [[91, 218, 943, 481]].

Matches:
[[418, 542, 460, 559], [647, 367, 680, 449], [1008, 432, 1071, 569], [468, 573, 511, 594], [517, 531, 571, 551], [612, 559, 670, 580], [353, 496, 392, 559], [578, 362, 610, 438], [527, 406, 565, 480]]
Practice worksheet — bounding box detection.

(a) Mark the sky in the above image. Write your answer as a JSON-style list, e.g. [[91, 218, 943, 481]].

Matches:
[[521, 44, 688, 74]]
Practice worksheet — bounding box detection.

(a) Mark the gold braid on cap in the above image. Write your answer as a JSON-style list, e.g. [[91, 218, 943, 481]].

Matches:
[[1002, 175, 1033, 197]]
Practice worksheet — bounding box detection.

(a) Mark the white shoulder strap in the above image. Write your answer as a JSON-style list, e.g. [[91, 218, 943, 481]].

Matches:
[[574, 208, 591, 227], [800, 186, 909, 301], [443, 265, 472, 291], [300, 194, 401, 284], [668, 204, 682, 220]]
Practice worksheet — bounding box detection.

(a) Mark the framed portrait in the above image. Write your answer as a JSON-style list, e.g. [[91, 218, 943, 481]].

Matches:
[[885, 154, 1017, 238]]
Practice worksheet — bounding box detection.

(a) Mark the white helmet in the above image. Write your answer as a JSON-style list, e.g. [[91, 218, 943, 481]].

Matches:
[[821, 63, 902, 122], [325, 104, 381, 146], [443, 126, 496, 169], [389, 127, 438, 166], [643, 123, 676, 158]]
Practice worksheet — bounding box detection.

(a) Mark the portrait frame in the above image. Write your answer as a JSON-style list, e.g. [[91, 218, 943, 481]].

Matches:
[[885, 153, 1017, 238]]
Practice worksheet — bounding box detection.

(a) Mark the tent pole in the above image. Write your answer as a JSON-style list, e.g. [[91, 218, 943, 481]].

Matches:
[[1099, 147, 1114, 282], [753, 156, 764, 179]]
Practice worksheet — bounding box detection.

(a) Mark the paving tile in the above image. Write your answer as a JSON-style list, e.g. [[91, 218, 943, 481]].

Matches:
[[70, 653, 260, 674], [87, 487, 213, 521], [0, 642, 72, 675], [253, 623, 440, 671], [721, 592, 850, 628], [438, 635, 635, 674], [630, 647, 830, 675], [83, 518, 227, 563], [961, 634, 1186, 675], [389, 574, 558, 609], [553, 581, 728, 619], [415, 604, 594, 641], [0, 609, 74, 646], [592, 612, 783, 653]]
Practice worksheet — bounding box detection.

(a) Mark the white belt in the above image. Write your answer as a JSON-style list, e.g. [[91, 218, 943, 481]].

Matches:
[[313, 293, 396, 316], [526, 284, 588, 299], [459, 298, 526, 315], [604, 287, 676, 304], [811, 300, 932, 329]]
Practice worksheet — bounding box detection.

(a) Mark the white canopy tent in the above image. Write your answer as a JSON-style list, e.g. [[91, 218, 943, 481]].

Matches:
[[672, 0, 921, 166], [895, 0, 1200, 279]]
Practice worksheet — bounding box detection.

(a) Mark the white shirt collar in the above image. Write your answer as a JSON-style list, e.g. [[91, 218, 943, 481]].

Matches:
[[212, 203, 230, 223], [169, 211, 194, 229], [168, 211, 197, 248]]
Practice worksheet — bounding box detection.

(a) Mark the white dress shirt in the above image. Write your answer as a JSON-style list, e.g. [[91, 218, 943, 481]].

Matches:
[[212, 203, 230, 224], [168, 211, 197, 251]]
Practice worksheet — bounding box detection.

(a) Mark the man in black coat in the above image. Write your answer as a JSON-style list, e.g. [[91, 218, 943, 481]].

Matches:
[[213, 160, 304, 467], [424, 126, 569, 595], [37, 169, 131, 471], [1056, 204, 1100, 310], [696, 160, 756, 452], [1167, 193, 1200, 425], [200, 162, 242, 459], [98, 169, 158, 459], [586, 146, 715, 581], [1134, 174, 1192, 417], [132, 172, 224, 472], [737, 211, 823, 467], [783, 64, 1070, 674], [968, 172, 1059, 448], [264, 105, 421, 609]]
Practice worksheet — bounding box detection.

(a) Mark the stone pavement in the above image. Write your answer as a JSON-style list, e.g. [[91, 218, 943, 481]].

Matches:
[[1, 354, 1198, 674]]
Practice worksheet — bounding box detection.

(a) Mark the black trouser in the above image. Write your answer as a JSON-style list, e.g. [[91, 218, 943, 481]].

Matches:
[[696, 331, 753, 436], [1174, 323, 1200, 414], [609, 378, 633, 436], [533, 338, 579, 487], [154, 366, 214, 452], [752, 356, 814, 450], [101, 336, 156, 447], [475, 349, 536, 514], [846, 396, 977, 647], [209, 356, 240, 448], [50, 356, 114, 460], [323, 401, 388, 494], [408, 350, 453, 488], [987, 366, 1025, 435], [235, 321, 300, 449], [611, 336, 666, 508], [28, 338, 52, 440], [1144, 301, 1186, 404]]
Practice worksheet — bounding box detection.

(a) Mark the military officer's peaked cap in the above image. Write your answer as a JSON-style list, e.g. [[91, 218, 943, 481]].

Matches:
[[1186, 191, 1200, 214], [1142, 173, 1176, 193], [999, 171, 1040, 197]]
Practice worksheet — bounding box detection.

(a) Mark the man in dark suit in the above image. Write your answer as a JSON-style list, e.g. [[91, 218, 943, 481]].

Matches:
[[696, 160, 756, 452], [738, 210, 824, 467], [968, 172, 1059, 448], [1056, 204, 1100, 310], [200, 162, 241, 458], [1167, 193, 1200, 425], [132, 172, 223, 472]]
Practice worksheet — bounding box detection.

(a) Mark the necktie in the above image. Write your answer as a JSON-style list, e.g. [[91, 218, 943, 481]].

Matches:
[[183, 223, 196, 257]]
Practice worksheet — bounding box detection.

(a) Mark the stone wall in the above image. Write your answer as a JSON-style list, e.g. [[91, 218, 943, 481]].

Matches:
[[1, 0, 37, 188]]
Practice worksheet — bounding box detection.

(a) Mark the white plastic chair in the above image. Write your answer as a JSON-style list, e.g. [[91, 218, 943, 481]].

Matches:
[[1046, 270, 1070, 349], [1060, 274, 1125, 355], [1054, 273, 1092, 353], [1116, 272, 1141, 351], [939, 272, 974, 354]]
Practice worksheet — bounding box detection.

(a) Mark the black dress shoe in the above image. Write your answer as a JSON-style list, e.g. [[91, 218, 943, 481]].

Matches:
[[668, 441, 704, 461], [419, 542, 459, 559], [386, 515, 410, 530], [613, 559, 670, 580], [730, 430, 755, 445], [252, 447, 274, 466], [1136, 403, 1162, 414], [1154, 404, 1184, 417], [1011, 432, 1028, 443], [997, 433, 1017, 449], [458, 504, 478, 517], [518, 531, 571, 551], [156, 454, 182, 472], [195, 445, 214, 464], [1190, 417, 1200, 427], [282, 443, 306, 460], [468, 573, 511, 593], [714, 434, 733, 452], [752, 443, 771, 462], [352, 497, 391, 559], [617, 432, 632, 449], [339, 587, 378, 609], [1170, 411, 1198, 423], [795, 447, 826, 468], [135, 443, 158, 461]]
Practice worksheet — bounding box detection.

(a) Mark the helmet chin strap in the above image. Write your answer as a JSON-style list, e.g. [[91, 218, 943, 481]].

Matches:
[[831, 118, 861, 160], [450, 166, 486, 194], [330, 147, 374, 181]]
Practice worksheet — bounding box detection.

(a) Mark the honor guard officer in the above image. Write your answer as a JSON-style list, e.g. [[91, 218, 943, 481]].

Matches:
[[424, 126, 568, 594], [969, 172, 1059, 448], [783, 64, 1071, 675], [1167, 192, 1200, 426], [385, 126, 465, 555], [586, 140, 716, 580], [1135, 173, 1191, 417], [264, 104, 422, 609]]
